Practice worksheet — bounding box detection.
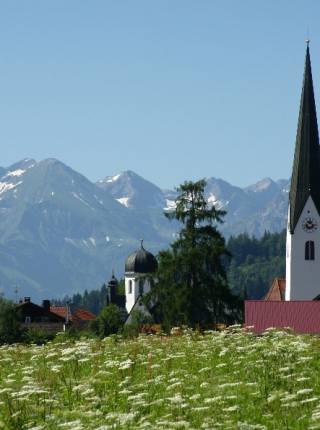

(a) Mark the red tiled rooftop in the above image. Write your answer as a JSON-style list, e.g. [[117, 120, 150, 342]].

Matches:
[[72, 308, 96, 321], [50, 306, 95, 321], [50, 306, 68, 319]]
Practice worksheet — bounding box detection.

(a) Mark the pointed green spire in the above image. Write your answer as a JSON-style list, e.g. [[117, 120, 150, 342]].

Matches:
[[289, 44, 320, 232]]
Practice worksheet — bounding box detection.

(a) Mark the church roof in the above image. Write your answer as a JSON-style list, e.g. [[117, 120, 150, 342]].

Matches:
[[290, 44, 320, 233], [124, 294, 152, 325], [125, 241, 158, 274], [264, 278, 286, 301], [108, 271, 118, 287]]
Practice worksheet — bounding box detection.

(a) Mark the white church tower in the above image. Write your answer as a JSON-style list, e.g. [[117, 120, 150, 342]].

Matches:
[[124, 240, 158, 317], [286, 42, 320, 300]]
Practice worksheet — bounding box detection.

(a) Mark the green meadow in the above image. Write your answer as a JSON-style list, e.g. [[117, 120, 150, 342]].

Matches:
[[0, 328, 319, 429]]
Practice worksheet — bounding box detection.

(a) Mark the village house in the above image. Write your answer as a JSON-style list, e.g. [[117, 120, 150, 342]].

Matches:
[[17, 297, 65, 333], [17, 297, 96, 332]]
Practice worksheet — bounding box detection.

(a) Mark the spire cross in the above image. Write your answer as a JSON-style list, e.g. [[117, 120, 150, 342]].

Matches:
[[14, 286, 19, 304], [140, 239, 144, 249]]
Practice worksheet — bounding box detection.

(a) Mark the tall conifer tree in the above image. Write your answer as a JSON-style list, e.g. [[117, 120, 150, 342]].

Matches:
[[146, 179, 240, 328]]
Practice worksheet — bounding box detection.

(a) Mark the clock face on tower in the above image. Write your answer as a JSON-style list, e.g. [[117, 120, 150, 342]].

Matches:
[[302, 217, 318, 233]]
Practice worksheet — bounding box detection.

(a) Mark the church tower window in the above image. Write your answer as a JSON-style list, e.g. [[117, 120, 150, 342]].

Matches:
[[128, 280, 132, 294], [305, 241, 315, 261]]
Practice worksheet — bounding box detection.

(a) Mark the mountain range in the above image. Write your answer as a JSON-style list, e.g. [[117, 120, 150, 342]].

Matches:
[[0, 158, 289, 301]]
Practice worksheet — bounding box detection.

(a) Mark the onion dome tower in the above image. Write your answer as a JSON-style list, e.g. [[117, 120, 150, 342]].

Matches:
[[286, 42, 320, 300], [124, 240, 158, 314], [107, 271, 118, 305]]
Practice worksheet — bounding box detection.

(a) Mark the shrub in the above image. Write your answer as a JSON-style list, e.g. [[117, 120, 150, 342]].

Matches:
[[23, 327, 55, 345], [90, 304, 124, 337]]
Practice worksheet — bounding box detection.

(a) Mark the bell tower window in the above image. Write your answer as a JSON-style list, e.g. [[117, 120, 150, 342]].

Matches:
[[128, 280, 132, 294], [305, 241, 315, 260]]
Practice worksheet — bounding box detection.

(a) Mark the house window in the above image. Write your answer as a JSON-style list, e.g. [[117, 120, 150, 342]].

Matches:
[[139, 280, 144, 296], [25, 316, 31, 324], [128, 280, 132, 294], [305, 241, 315, 260]]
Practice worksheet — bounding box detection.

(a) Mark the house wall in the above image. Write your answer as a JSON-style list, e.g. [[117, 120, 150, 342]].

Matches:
[[21, 322, 65, 333]]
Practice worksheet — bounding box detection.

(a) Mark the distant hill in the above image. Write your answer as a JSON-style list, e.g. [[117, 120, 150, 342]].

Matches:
[[0, 158, 289, 301]]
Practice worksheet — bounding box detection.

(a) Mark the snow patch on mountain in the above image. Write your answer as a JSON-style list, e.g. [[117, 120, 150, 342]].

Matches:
[[245, 178, 276, 193], [89, 237, 96, 247], [71, 192, 95, 210], [207, 194, 229, 209], [82, 239, 89, 247], [5, 169, 26, 178], [106, 174, 121, 183], [164, 199, 177, 211], [94, 195, 104, 205], [0, 181, 22, 195], [207, 194, 217, 205], [64, 237, 76, 246], [116, 197, 130, 207]]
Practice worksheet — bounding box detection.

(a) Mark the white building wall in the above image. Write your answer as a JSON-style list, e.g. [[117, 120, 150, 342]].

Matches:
[[285, 207, 292, 300], [125, 275, 152, 314], [286, 196, 320, 300]]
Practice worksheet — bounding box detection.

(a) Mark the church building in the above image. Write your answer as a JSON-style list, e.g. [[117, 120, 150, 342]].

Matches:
[[246, 43, 320, 333], [265, 42, 320, 301], [285, 42, 320, 301], [124, 240, 158, 323]]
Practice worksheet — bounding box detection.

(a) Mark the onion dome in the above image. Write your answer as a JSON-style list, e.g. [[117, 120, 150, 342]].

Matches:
[[107, 270, 118, 288], [125, 240, 158, 274], [107, 270, 119, 304]]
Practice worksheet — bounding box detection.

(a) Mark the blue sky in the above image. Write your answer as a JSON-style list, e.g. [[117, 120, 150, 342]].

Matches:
[[0, 1, 319, 189]]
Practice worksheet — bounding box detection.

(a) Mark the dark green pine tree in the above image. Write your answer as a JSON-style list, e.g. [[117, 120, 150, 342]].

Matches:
[[145, 179, 241, 329], [0, 297, 22, 344]]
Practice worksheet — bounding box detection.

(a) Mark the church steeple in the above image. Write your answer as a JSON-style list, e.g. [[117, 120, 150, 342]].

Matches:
[[289, 43, 320, 233]]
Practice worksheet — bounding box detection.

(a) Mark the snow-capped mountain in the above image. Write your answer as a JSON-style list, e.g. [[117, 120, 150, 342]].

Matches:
[[0, 160, 172, 301], [100, 172, 289, 238], [203, 177, 289, 237], [0, 158, 289, 301], [97, 170, 166, 209]]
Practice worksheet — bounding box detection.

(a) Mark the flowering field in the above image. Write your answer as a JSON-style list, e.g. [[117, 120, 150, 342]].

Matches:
[[0, 328, 320, 430]]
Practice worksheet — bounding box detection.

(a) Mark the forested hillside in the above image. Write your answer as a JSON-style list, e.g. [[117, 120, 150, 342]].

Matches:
[[226, 230, 286, 299]]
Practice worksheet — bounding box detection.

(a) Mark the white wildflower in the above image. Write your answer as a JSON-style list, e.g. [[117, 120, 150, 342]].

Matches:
[[297, 388, 313, 395]]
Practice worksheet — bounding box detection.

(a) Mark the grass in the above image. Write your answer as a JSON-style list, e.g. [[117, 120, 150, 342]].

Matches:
[[0, 327, 320, 429]]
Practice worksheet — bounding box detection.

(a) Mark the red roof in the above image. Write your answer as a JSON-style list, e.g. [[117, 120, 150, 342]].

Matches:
[[72, 308, 96, 321], [50, 306, 68, 319], [50, 306, 96, 322], [264, 278, 286, 301], [245, 300, 320, 333]]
